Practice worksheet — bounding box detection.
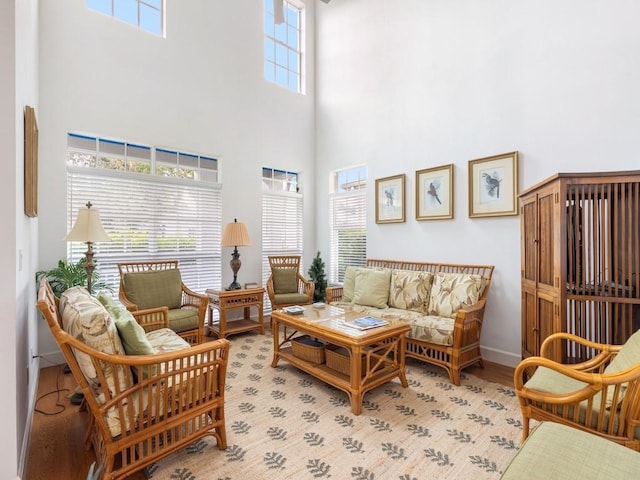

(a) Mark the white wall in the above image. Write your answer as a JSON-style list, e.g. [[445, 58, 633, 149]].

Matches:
[[37, 0, 317, 359], [3, 0, 39, 478], [315, 0, 640, 366]]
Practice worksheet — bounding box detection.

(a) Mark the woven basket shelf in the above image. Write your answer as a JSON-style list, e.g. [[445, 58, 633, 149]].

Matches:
[[291, 335, 326, 364]]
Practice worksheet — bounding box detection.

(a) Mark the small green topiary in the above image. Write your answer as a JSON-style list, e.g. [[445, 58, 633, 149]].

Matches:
[[308, 251, 327, 302]]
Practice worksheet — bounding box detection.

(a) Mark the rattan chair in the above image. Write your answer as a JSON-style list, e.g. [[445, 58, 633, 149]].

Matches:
[[37, 279, 229, 480], [266, 255, 314, 309], [118, 260, 208, 344], [514, 331, 640, 451]]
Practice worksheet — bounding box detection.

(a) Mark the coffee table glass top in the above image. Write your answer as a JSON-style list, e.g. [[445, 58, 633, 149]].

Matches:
[[275, 305, 400, 338]]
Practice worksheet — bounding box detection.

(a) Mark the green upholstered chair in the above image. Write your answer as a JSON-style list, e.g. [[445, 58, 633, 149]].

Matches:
[[118, 260, 208, 344], [266, 255, 314, 309], [514, 330, 640, 451]]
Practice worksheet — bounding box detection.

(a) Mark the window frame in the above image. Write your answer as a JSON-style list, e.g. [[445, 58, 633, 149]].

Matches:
[[329, 165, 368, 283], [263, 0, 305, 94], [86, 0, 165, 36], [66, 133, 222, 294]]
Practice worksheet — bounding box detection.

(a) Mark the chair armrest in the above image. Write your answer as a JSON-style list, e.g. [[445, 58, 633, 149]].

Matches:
[[132, 306, 170, 332], [326, 286, 343, 304], [450, 299, 487, 349], [266, 275, 276, 305], [118, 290, 138, 312], [297, 273, 315, 299], [180, 283, 209, 309], [540, 332, 620, 361]]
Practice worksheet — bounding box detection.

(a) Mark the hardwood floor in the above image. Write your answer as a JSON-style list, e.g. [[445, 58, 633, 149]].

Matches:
[[24, 338, 514, 480]]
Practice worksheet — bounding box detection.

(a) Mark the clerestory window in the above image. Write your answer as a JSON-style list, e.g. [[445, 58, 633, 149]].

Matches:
[[263, 0, 304, 93], [66, 133, 222, 293], [86, 0, 164, 36]]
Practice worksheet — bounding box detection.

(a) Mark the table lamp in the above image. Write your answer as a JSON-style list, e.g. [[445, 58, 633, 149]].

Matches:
[[221, 218, 252, 290]]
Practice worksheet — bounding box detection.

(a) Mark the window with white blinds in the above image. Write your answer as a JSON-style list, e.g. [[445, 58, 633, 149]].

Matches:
[[261, 191, 303, 310], [66, 145, 222, 294], [329, 166, 367, 283]]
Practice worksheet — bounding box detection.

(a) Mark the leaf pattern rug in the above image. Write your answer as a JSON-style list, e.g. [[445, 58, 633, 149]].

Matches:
[[146, 333, 523, 480]]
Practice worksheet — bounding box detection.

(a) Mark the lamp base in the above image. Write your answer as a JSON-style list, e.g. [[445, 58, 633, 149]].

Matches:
[[227, 247, 242, 291]]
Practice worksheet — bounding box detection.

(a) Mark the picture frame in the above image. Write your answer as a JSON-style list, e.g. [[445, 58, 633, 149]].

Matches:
[[24, 105, 38, 218], [468, 151, 518, 218], [416, 164, 454, 220], [375, 174, 406, 224]]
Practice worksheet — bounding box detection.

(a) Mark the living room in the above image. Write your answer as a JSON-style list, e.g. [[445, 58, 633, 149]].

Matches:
[[3, 1, 640, 478]]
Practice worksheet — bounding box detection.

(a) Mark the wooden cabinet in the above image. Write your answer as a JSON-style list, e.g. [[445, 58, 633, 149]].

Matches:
[[520, 171, 640, 362]]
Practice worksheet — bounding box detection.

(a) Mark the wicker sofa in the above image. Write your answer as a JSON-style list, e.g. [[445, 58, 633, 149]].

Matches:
[[326, 259, 494, 385], [37, 279, 229, 480]]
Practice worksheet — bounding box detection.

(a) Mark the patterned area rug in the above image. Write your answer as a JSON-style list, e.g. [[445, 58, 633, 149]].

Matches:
[[146, 333, 523, 479]]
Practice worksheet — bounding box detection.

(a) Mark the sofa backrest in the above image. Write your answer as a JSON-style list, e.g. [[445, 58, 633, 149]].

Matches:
[[365, 259, 494, 300]]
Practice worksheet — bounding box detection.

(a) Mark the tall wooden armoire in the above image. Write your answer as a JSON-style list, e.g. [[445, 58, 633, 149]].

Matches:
[[520, 171, 640, 363]]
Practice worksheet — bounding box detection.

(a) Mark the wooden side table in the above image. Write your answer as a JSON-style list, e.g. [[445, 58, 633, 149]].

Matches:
[[205, 287, 265, 339]]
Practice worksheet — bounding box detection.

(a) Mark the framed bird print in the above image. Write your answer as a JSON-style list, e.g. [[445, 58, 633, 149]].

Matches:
[[375, 174, 405, 223], [468, 151, 518, 218], [416, 164, 454, 220]]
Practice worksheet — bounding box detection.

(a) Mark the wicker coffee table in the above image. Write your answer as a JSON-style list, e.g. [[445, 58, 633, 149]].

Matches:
[[271, 305, 410, 415]]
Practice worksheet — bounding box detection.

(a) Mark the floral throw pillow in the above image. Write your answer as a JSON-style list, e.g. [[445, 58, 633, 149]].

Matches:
[[427, 273, 484, 318], [388, 270, 434, 313]]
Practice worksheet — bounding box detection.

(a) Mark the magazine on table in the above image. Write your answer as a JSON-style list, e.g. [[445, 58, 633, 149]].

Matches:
[[349, 316, 388, 330]]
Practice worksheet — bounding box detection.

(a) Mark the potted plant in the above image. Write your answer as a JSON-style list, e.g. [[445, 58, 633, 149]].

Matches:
[[36, 257, 112, 297], [307, 251, 327, 303]]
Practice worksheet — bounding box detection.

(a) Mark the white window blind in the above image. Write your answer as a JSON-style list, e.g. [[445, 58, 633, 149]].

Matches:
[[329, 191, 367, 283], [67, 167, 222, 293], [262, 191, 303, 310]]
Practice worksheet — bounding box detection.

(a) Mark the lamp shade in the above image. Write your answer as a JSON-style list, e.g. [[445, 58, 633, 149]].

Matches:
[[65, 204, 111, 243], [221, 219, 251, 247]]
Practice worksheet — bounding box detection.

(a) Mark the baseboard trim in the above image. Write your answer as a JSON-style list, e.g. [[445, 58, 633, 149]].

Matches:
[[20, 355, 41, 479], [480, 346, 521, 368]]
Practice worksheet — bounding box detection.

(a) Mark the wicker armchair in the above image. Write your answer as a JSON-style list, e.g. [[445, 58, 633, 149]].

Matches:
[[514, 331, 640, 451], [118, 260, 208, 344], [37, 279, 229, 480], [266, 255, 314, 309]]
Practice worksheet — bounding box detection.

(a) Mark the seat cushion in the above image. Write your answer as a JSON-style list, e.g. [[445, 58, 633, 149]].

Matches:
[[273, 292, 311, 306], [122, 269, 183, 310], [501, 422, 640, 480], [167, 308, 199, 333], [388, 270, 433, 313], [427, 272, 484, 318], [272, 268, 298, 294], [353, 268, 391, 309]]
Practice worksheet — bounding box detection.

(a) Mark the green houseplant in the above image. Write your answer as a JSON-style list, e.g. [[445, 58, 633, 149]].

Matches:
[[36, 257, 112, 297], [307, 251, 327, 303]]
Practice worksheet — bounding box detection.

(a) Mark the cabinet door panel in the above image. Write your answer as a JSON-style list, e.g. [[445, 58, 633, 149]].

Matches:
[[537, 192, 556, 288]]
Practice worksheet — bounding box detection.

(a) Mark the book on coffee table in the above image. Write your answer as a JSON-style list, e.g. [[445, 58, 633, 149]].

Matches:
[[350, 316, 388, 330]]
